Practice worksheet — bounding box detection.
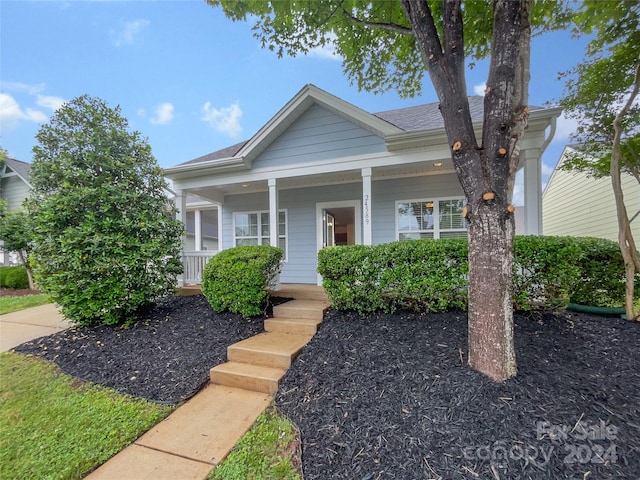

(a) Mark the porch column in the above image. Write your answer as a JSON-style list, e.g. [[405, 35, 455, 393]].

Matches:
[[522, 149, 542, 234], [362, 167, 372, 245], [268, 178, 279, 247], [174, 189, 187, 286], [194, 209, 202, 251], [217, 204, 223, 251]]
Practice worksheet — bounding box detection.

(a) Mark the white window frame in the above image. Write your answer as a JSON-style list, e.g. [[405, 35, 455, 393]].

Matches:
[[232, 209, 288, 260], [395, 196, 467, 241]]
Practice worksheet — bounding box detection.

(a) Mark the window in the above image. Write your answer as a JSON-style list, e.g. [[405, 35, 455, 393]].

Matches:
[[234, 210, 287, 258], [397, 197, 466, 240]]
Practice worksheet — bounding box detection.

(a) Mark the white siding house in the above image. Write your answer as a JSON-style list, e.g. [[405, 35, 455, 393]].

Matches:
[[166, 85, 562, 285], [543, 145, 640, 242]]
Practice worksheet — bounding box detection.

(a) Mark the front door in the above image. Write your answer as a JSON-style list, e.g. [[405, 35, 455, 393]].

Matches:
[[316, 200, 361, 284]]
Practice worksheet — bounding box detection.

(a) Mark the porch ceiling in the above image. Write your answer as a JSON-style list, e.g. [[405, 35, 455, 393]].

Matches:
[[186, 159, 456, 202]]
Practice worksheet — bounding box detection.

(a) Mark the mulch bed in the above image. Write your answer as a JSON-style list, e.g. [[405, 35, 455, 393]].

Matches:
[[11, 295, 640, 478], [1, 288, 43, 297], [14, 295, 266, 404], [276, 309, 640, 479]]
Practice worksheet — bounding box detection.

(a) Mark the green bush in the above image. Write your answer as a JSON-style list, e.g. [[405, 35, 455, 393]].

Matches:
[[27, 96, 184, 326], [569, 237, 639, 307], [512, 236, 582, 311], [0, 266, 29, 289], [318, 236, 629, 314], [201, 245, 283, 318], [318, 239, 468, 314]]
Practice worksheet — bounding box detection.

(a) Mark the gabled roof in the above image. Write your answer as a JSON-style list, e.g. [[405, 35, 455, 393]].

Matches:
[[1, 157, 32, 187], [169, 85, 558, 174]]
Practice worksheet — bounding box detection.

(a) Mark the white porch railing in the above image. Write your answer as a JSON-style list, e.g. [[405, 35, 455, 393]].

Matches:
[[181, 251, 218, 285]]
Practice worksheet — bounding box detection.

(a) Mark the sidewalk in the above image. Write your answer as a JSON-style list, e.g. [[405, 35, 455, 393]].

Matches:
[[0, 303, 69, 352]]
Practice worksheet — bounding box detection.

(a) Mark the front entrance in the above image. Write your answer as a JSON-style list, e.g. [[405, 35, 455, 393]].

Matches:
[[316, 200, 361, 284]]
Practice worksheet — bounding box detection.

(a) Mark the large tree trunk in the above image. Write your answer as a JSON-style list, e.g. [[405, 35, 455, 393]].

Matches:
[[467, 202, 516, 379], [401, 0, 529, 381]]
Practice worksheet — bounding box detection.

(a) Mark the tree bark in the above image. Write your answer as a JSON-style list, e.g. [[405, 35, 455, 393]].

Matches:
[[17, 250, 36, 290], [401, 0, 530, 380]]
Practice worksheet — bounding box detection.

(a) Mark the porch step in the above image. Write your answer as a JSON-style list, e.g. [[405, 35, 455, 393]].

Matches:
[[273, 299, 329, 321], [210, 362, 286, 395], [270, 284, 329, 302], [264, 317, 322, 335], [227, 332, 313, 369]]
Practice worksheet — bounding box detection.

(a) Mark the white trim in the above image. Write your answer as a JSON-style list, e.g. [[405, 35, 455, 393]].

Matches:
[[316, 200, 362, 285], [362, 167, 372, 246], [395, 196, 467, 241]]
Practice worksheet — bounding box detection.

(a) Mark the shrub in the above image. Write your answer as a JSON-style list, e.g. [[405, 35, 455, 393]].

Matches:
[[569, 237, 639, 307], [201, 245, 283, 318], [318, 239, 468, 314], [27, 96, 184, 326], [319, 236, 627, 314], [0, 266, 29, 289], [512, 236, 582, 311]]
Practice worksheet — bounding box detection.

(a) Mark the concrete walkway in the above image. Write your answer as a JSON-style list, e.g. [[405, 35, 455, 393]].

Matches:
[[0, 303, 68, 352], [87, 284, 329, 480]]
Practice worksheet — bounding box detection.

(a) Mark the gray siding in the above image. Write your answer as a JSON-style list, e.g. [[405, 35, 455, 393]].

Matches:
[[252, 104, 386, 169], [0, 176, 30, 210], [221, 173, 464, 284]]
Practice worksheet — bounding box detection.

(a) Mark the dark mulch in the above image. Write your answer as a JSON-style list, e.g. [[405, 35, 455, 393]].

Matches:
[[11, 294, 640, 478], [276, 310, 640, 479], [14, 295, 266, 404]]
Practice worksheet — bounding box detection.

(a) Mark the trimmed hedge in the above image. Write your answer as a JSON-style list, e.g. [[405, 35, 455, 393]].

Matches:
[[0, 266, 29, 289], [318, 236, 633, 314], [201, 245, 283, 318]]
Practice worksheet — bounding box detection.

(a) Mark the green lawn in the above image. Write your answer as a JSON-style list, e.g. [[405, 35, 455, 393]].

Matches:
[[0, 352, 173, 480], [0, 294, 52, 314], [210, 405, 301, 480]]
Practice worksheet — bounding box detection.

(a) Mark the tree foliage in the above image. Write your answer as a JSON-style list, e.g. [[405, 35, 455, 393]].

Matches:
[[28, 95, 184, 326], [559, 0, 640, 320], [560, 0, 640, 180], [0, 209, 35, 289]]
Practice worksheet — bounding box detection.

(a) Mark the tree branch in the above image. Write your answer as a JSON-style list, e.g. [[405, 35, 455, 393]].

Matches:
[[342, 9, 414, 36]]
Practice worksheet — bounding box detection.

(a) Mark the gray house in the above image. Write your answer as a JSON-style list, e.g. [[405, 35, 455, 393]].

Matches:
[[165, 85, 562, 285], [0, 157, 32, 266]]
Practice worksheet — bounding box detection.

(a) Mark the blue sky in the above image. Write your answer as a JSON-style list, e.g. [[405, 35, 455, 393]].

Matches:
[[1, 0, 587, 200]]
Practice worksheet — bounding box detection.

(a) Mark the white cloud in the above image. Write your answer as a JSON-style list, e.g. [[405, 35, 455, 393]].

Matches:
[[552, 111, 579, 143], [110, 19, 150, 47], [37, 94, 65, 111], [307, 43, 340, 60], [473, 83, 487, 96], [151, 103, 174, 125], [201, 102, 242, 138], [2, 81, 46, 95], [0, 93, 48, 129]]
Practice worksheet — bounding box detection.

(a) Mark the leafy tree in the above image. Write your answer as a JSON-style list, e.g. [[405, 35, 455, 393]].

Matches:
[[28, 95, 184, 326], [559, 0, 640, 320], [0, 210, 35, 289], [207, 0, 567, 381]]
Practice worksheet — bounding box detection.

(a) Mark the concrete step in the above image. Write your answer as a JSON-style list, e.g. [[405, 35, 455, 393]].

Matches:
[[270, 284, 329, 302], [210, 362, 286, 395], [273, 299, 328, 321], [227, 332, 313, 369], [264, 317, 322, 335]]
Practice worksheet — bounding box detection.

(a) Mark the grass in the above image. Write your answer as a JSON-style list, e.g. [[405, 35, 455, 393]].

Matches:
[[0, 351, 173, 480], [209, 405, 301, 480], [0, 293, 51, 314]]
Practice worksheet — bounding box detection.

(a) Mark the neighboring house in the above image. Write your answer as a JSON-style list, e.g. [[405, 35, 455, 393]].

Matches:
[[543, 145, 640, 242], [0, 157, 32, 266], [165, 84, 562, 285]]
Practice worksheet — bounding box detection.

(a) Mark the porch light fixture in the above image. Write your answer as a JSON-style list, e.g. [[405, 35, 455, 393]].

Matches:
[[241, 183, 250, 188], [433, 162, 443, 167]]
